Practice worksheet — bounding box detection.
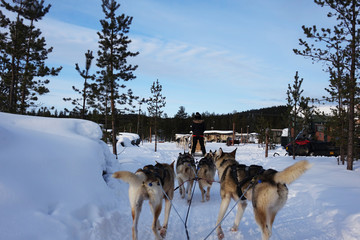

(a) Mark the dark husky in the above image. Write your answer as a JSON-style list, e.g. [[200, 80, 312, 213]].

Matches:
[[112, 161, 175, 240], [196, 151, 216, 202], [176, 152, 196, 203], [213, 148, 311, 240]]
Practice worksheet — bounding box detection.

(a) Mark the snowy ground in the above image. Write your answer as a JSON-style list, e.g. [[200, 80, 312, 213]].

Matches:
[[1, 112, 360, 240]]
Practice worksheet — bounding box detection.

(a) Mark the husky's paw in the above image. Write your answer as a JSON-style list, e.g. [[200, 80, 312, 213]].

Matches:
[[160, 227, 167, 238], [217, 231, 224, 240], [206, 195, 210, 201], [230, 225, 238, 232]]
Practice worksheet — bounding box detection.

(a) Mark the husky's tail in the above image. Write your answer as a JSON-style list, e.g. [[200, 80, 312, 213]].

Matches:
[[112, 171, 144, 187], [274, 160, 312, 185]]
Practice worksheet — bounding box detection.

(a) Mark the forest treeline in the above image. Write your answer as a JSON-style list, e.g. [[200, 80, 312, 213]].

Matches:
[[26, 105, 289, 142]]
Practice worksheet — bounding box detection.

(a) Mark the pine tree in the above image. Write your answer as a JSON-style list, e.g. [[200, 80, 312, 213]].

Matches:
[[147, 79, 166, 152], [287, 71, 311, 159], [174, 106, 189, 134], [1, 0, 27, 112], [175, 106, 188, 119], [135, 97, 146, 135], [97, 0, 139, 155], [293, 0, 360, 170], [0, 9, 10, 109], [63, 50, 95, 119], [323, 43, 348, 165], [0, 0, 62, 113]]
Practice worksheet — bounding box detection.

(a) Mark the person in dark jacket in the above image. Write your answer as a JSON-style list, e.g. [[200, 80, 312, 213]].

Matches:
[[191, 112, 206, 155]]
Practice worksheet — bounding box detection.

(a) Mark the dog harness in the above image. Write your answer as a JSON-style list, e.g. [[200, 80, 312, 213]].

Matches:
[[222, 163, 265, 200], [142, 164, 167, 187]]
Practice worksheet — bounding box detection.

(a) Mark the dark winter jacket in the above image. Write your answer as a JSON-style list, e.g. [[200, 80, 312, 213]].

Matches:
[[192, 119, 205, 136]]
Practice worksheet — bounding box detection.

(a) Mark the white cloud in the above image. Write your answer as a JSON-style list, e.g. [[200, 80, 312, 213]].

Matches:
[[38, 18, 99, 67]]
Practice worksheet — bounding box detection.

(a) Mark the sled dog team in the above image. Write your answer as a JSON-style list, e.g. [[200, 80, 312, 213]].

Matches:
[[112, 148, 312, 240]]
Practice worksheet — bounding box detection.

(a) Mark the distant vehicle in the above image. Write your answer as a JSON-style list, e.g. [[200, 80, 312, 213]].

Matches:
[[226, 137, 240, 146], [286, 140, 339, 157]]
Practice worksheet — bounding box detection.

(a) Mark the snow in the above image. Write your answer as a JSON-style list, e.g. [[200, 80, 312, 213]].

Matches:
[[204, 130, 233, 135], [0, 112, 360, 240]]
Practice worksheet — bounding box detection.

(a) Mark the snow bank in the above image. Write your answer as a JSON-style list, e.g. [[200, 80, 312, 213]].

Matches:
[[0, 112, 120, 240]]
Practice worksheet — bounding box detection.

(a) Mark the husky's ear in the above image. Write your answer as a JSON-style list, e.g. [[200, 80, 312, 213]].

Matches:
[[230, 148, 237, 157], [179, 152, 182, 156], [170, 160, 175, 169], [218, 148, 224, 157]]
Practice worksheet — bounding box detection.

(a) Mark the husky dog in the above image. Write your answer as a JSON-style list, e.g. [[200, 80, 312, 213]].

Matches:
[[112, 161, 175, 240], [213, 148, 311, 240], [196, 151, 216, 202], [176, 152, 196, 203], [176, 135, 190, 151]]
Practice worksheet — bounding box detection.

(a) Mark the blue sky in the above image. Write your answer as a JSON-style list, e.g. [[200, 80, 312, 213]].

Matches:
[[29, 0, 335, 116]]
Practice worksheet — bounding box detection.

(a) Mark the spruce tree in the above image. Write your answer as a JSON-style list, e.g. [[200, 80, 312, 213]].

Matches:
[[97, 0, 138, 155], [147, 79, 166, 152]]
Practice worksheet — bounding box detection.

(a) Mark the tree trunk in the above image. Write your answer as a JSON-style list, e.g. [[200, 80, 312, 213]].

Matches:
[[149, 126, 151, 143], [9, 10, 22, 113], [111, 88, 117, 156], [137, 107, 140, 134], [340, 108, 346, 165], [82, 68, 88, 119], [21, 20, 34, 115], [105, 96, 108, 131], [346, 1, 356, 171], [292, 105, 297, 160], [155, 116, 157, 152], [265, 128, 269, 158], [232, 122, 235, 146], [347, 95, 354, 170]]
